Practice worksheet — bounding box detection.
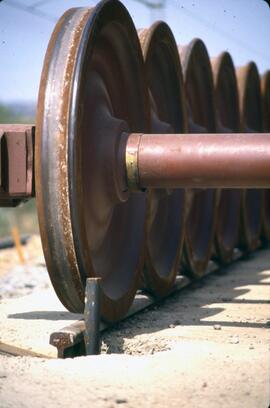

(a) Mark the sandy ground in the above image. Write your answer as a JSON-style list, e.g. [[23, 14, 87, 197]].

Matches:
[[0, 238, 269, 408]]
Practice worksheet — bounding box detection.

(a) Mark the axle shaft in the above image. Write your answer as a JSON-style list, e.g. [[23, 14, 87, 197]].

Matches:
[[126, 133, 270, 190]]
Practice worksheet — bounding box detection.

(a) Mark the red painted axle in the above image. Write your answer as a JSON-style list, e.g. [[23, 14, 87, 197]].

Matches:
[[1, 127, 270, 208], [126, 133, 270, 190]]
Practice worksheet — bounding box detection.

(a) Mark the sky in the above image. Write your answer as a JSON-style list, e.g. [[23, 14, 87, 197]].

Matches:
[[0, 0, 269, 102]]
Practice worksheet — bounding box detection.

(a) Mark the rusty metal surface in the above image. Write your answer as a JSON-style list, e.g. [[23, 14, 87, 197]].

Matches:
[[36, 8, 90, 315], [36, 1, 149, 321], [138, 22, 187, 296], [84, 278, 101, 355], [261, 71, 270, 132], [261, 71, 270, 241], [211, 52, 242, 263], [237, 63, 263, 251], [0, 125, 34, 206], [126, 133, 270, 189], [179, 39, 217, 277]]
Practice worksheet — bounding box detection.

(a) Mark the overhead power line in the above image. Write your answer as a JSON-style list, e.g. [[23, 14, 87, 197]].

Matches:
[[171, 1, 270, 64], [29, 0, 55, 8], [2, 0, 57, 22], [131, 0, 165, 9]]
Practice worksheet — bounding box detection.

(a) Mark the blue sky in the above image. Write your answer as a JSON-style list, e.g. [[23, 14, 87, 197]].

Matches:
[[0, 0, 269, 102]]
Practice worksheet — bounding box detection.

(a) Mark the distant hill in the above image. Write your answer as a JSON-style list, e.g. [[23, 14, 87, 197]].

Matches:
[[0, 100, 36, 124]]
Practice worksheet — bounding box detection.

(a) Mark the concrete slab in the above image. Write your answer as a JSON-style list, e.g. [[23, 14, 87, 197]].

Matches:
[[0, 248, 269, 408], [0, 248, 269, 359], [0, 287, 82, 358]]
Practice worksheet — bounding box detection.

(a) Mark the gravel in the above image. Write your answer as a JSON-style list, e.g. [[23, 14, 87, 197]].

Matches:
[[0, 236, 49, 300], [0, 265, 50, 300]]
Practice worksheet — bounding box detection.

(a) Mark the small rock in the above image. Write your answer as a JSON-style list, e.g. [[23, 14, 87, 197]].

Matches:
[[202, 382, 207, 388], [213, 324, 221, 330], [115, 398, 127, 404], [174, 320, 181, 326], [230, 336, 239, 344], [169, 324, 175, 328], [249, 345, 254, 350]]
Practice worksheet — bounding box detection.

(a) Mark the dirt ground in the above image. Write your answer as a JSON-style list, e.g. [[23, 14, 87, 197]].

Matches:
[[0, 238, 269, 408]]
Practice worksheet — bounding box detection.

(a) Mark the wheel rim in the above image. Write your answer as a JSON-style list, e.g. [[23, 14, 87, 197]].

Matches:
[[237, 62, 263, 251], [261, 71, 270, 241], [211, 52, 241, 263], [179, 39, 217, 277], [139, 22, 187, 295], [36, 0, 150, 321]]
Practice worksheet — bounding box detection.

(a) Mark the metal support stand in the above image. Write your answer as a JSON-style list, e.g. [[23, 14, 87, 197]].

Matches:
[[84, 277, 101, 355]]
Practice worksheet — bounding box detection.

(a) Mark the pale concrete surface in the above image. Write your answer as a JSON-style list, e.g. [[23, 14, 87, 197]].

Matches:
[[0, 248, 270, 407], [0, 289, 82, 357]]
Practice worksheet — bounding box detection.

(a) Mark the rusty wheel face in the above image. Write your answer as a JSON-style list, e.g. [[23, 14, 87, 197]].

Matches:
[[138, 23, 187, 296], [36, 0, 149, 321], [179, 39, 217, 277], [237, 63, 263, 251], [261, 71, 270, 241], [211, 52, 241, 263]]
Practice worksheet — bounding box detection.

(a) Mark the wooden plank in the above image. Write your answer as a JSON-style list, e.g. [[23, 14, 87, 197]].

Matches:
[[0, 342, 51, 358]]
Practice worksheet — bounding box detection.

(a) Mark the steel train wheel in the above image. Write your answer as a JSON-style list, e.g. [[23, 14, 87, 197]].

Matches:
[[211, 52, 241, 263], [237, 63, 263, 251], [261, 71, 270, 241], [138, 22, 187, 296], [179, 39, 217, 277], [36, 0, 150, 321]]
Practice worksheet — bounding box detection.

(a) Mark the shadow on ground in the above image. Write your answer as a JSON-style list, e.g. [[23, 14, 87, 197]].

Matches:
[[7, 248, 270, 354]]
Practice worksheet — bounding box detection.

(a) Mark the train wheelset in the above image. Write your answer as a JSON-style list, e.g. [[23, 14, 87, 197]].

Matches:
[[0, 0, 269, 323]]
